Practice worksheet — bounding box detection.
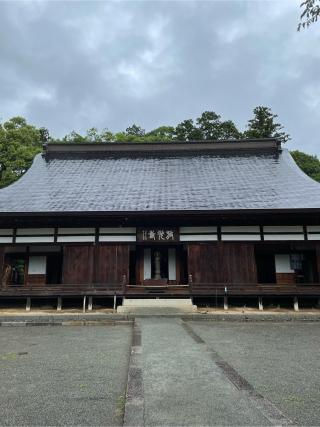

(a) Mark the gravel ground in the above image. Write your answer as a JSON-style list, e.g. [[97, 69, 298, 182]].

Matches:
[[189, 321, 320, 426], [0, 325, 132, 426]]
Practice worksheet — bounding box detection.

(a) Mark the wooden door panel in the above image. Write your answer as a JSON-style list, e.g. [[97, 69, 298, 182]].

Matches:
[[62, 245, 94, 284], [95, 245, 129, 284], [187, 243, 257, 285]]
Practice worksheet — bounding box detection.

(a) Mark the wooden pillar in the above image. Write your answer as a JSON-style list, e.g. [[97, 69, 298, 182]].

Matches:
[[88, 296, 93, 311], [293, 296, 299, 312], [0, 248, 4, 288], [113, 294, 117, 311], [57, 296, 62, 311], [258, 297, 263, 311], [224, 296, 228, 310], [26, 297, 31, 311]]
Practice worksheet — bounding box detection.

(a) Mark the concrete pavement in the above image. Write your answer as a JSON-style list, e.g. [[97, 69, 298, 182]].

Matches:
[[0, 325, 131, 426], [190, 321, 320, 426], [0, 319, 319, 426], [136, 318, 291, 426]]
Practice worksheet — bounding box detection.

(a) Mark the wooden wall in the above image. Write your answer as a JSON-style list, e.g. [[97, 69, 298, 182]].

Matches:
[[27, 274, 46, 286], [188, 242, 257, 285], [62, 246, 94, 284], [0, 248, 4, 283], [62, 244, 129, 285], [315, 243, 320, 283], [276, 273, 295, 285], [95, 245, 129, 285]]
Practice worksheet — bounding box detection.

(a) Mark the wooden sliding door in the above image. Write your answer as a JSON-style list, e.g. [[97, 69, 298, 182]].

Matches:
[[62, 245, 94, 284], [94, 245, 129, 285]]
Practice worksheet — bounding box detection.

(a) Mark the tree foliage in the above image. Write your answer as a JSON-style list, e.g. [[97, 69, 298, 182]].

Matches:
[[1, 108, 319, 188], [244, 106, 290, 143], [52, 107, 287, 144], [0, 117, 42, 188], [298, 0, 320, 30], [290, 150, 320, 182]]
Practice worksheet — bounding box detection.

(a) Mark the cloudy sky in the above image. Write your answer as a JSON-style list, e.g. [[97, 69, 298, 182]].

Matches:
[[0, 0, 319, 153]]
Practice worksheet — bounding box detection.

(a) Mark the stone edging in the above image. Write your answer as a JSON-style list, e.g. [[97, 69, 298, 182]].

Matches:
[[0, 312, 320, 326]]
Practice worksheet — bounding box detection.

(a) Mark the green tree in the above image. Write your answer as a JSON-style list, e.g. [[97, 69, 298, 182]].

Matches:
[[196, 111, 242, 140], [0, 117, 42, 188], [146, 126, 176, 141], [219, 120, 242, 139], [61, 131, 87, 144], [291, 150, 320, 182], [298, 0, 320, 30], [196, 111, 222, 140], [175, 119, 203, 141], [244, 106, 290, 143], [125, 124, 145, 137], [85, 127, 114, 143], [39, 127, 50, 143]]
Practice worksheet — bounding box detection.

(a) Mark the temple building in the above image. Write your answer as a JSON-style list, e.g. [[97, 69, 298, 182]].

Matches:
[[0, 138, 320, 310]]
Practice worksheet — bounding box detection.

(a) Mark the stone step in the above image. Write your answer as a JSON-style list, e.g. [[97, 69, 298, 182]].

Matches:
[[117, 298, 197, 314], [122, 298, 194, 306], [117, 306, 197, 315]]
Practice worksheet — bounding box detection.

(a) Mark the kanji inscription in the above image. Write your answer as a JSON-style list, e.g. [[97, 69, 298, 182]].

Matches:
[[137, 227, 179, 242]]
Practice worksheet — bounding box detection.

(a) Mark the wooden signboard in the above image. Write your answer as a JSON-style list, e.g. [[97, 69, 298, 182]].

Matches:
[[137, 227, 179, 243]]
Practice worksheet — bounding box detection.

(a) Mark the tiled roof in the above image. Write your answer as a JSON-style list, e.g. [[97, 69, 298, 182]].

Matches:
[[0, 140, 319, 213]]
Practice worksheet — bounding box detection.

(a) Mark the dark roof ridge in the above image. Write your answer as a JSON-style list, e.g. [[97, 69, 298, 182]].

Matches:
[[44, 138, 280, 155]]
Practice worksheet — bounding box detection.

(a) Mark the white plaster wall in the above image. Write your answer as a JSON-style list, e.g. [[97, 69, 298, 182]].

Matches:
[[57, 235, 95, 243], [307, 226, 320, 232], [264, 226, 303, 233], [222, 226, 260, 233], [275, 254, 294, 273], [16, 236, 55, 243], [58, 227, 95, 234], [0, 237, 13, 243], [180, 234, 218, 241], [99, 227, 136, 234], [264, 234, 304, 241], [99, 235, 136, 242], [180, 227, 217, 233], [28, 256, 47, 274], [143, 248, 151, 280], [17, 228, 54, 236], [0, 229, 13, 235], [222, 234, 261, 241], [168, 248, 176, 280]]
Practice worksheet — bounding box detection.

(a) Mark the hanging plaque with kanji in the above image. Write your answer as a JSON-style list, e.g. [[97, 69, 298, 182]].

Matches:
[[137, 227, 179, 242]]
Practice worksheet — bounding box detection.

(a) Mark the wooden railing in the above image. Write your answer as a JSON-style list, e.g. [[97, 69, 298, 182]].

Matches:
[[188, 282, 320, 296], [1, 277, 320, 297], [0, 283, 126, 296]]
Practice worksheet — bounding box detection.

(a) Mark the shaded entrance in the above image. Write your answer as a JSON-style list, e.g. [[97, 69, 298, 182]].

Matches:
[[132, 245, 188, 286]]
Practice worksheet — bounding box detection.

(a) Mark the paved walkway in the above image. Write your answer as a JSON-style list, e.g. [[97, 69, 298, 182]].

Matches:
[[2, 319, 318, 426], [127, 318, 292, 426]]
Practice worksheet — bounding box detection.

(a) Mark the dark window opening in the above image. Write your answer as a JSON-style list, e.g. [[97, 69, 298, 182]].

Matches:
[[129, 248, 136, 285], [180, 245, 188, 284], [292, 252, 317, 284], [46, 253, 63, 284], [255, 248, 318, 285], [256, 252, 276, 284], [2, 255, 27, 286]]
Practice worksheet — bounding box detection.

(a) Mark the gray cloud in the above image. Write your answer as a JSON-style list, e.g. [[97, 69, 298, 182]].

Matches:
[[0, 0, 319, 154]]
